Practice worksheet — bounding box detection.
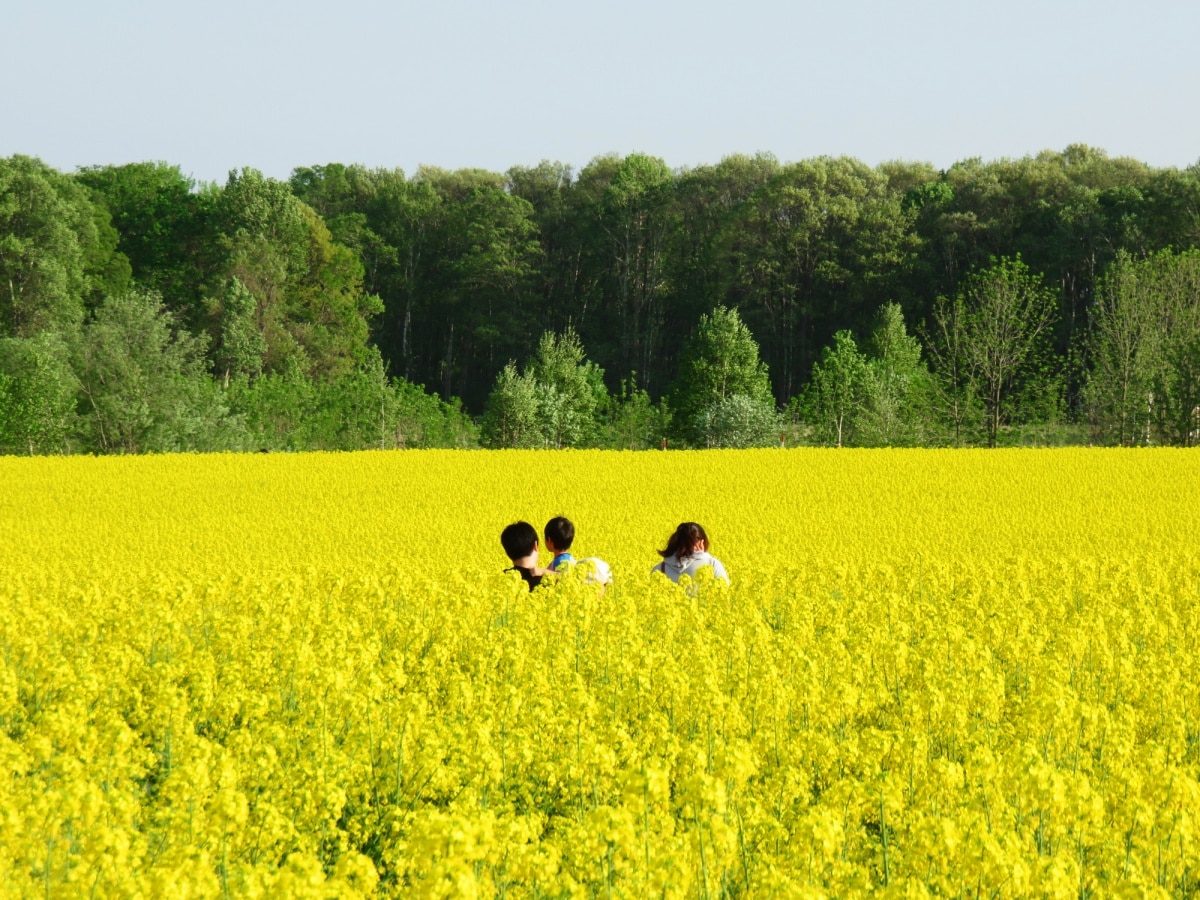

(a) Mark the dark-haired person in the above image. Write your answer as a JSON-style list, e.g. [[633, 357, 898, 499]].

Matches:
[[543, 516, 576, 571], [501, 521, 553, 591], [545, 515, 613, 585], [651, 522, 729, 583]]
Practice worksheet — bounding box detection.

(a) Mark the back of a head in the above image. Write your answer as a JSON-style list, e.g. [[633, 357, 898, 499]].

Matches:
[[658, 521, 708, 561], [501, 521, 538, 561], [544, 516, 575, 551]]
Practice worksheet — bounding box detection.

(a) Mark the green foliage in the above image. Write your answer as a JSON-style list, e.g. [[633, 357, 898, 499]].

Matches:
[[925, 259, 1066, 447], [389, 380, 477, 449], [76, 161, 213, 317], [294, 164, 544, 407], [224, 368, 317, 451], [856, 303, 933, 447], [591, 154, 677, 390], [214, 168, 382, 380], [82, 202, 133, 303], [901, 179, 953, 213], [0, 155, 128, 337], [441, 184, 541, 401], [596, 377, 672, 450], [697, 393, 781, 448], [800, 304, 934, 447], [225, 354, 477, 452], [722, 157, 917, 400], [479, 362, 541, 449], [207, 276, 267, 383], [71, 291, 234, 453], [0, 332, 77, 454], [802, 330, 870, 447], [292, 166, 438, 383], [669, 305, 774, 446], [1085, 249, 1200, 446], [956, 257, 1060, 447], [527, 328, 606, 449], [7, 148, 1200, 455], [481, 328, 607, 448], [926, 293, 983, 446], [1085, 250, 1162, 445]]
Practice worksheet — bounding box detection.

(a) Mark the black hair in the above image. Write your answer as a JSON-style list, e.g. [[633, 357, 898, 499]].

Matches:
[[500, 521, 538, 560], [544, 516, 575, 551], [658, 522, 709, 561]]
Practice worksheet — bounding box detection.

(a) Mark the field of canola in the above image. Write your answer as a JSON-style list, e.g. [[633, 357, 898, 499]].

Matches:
[[1, 449, 1199, 898]]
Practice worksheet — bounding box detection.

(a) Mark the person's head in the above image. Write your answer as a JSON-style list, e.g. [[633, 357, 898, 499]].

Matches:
[[658, 522, 709, 561], [544, 516, 575, 553], [501, 521, 539, 562]]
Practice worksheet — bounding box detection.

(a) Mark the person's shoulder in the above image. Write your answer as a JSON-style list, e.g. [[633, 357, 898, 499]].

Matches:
[[707, 555, 730, 580], [689, 552, 728, 579], [506, 565, 545, 589]]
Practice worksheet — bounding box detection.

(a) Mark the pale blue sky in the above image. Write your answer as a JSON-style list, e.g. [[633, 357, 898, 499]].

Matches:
[[3, 0, 1197, 183]]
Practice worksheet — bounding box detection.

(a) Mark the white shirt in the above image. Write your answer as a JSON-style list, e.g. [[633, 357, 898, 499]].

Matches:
[[651, 551, 729, 583]]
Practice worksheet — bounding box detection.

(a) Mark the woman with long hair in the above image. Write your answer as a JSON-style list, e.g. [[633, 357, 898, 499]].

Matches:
[[651, 522, 729, 583]]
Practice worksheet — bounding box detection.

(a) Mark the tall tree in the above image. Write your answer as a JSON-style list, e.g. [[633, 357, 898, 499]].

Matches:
[[1084, 250, 1163, 444], [722, 157, 915, 401], [857, 302, 931, 447], [76, 161, 212, 319], [0, 155, 128, 337], [802, 330, 869, 448], [667, 154, 781, 356], [1088, 249, 1200, 446], [214, 168, 382, 380], [926, 292, 981, 446], [1153, 250, 1200, 446], [480, 328, 606, 449], [526, 327, 606, 449], [207, 276, 267, 384], [290, 164, 412, 369], [506, 161, 593, 338], [913, 146, 1158, 380], [294, 164, 542, 406], [591, 154, 677, 390], [71, 291, 229, 454], [957, 257, 1059, 446], [294, 167, 448, 384], [668, 305, 774, 446], [479, 362, 541, 449], [436, 176, 541, 403]]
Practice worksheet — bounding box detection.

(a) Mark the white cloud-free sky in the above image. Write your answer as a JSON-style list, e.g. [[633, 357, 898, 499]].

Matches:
[[3, 0, 1197, 184]]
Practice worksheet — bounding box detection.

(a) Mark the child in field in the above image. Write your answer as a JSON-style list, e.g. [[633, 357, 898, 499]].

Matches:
[[544, 516, 613, 585], [543, 516, 576, 572], [652, 522, 729, 583], [501, 521, 554, 591]]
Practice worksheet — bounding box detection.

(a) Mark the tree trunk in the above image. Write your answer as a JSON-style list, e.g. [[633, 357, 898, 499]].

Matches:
[[441, 322, 454, 400]]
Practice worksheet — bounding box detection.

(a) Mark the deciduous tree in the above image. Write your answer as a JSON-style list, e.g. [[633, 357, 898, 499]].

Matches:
[[803, 330, 869, 447], [0, 155, 127, 337], [668, 305, 774, 446], [956, 257, 1058, 446], [858, 302, 931, 446]]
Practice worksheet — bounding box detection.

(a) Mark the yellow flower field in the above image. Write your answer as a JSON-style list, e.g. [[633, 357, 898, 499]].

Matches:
[[1, 449, 1198, 897]]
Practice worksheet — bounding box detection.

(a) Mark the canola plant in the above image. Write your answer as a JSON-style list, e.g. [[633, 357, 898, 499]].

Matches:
[[1, 449, 1198, 898]]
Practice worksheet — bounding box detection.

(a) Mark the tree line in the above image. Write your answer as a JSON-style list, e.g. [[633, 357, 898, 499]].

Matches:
[[1, 146, 1198, 453]]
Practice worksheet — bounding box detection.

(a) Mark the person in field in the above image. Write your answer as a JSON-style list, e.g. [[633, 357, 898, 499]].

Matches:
[[544, 515, 613, 585], [500, 521, 554, 591], [652, 522, 729, 583], [543, 516, 577, 572]]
